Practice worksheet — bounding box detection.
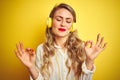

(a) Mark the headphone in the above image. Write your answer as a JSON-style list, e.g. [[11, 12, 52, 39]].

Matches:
[[46, 17, 76, 32]]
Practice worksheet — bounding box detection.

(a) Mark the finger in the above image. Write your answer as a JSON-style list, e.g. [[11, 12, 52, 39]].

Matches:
[[16, 43, 22, 56], [26, 48, 31, 51], [90, 40, 94, 48], [102, 43, 107, 49], [85, 40, 93, 48], [14, 49, 22, 59], [99, 37, 104, 46], [26, 48, 35, 55], [85, 41, 90, 47], [30, 48, 35, 52], [96, 33, 101, 45], [19, 42, 25, 53], [31, 49, 35, 55], [26, 48, 31, 54]]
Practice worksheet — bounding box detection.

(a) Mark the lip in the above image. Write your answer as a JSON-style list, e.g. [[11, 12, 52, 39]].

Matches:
[[58, 28, 66, 32]]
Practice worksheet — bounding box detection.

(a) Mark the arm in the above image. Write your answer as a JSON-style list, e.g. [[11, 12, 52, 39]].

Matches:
[[29, 66, 39, 80], [80, 61, 95, 80]]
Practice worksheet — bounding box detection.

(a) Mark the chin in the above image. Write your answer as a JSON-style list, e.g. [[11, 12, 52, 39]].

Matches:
[[56, 34, 69, 38]]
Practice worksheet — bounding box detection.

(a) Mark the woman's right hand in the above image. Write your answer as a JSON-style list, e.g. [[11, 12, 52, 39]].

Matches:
[[15, 42, 36, 69]]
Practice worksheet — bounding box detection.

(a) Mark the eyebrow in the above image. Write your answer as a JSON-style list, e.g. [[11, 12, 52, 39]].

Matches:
[[55, 16, 72, 20]]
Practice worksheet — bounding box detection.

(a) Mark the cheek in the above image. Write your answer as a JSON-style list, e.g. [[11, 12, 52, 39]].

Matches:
[[67, 24, 72, 30], [52, 23, 58, 31], [52, 20, 60, 27], [51, 22, 58, 33]]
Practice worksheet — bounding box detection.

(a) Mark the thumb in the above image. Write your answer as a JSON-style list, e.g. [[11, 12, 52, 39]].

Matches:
[[26, 48, 35, 55]]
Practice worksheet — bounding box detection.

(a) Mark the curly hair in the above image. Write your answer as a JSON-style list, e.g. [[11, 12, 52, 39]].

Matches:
[[40, 3, 86, 80]]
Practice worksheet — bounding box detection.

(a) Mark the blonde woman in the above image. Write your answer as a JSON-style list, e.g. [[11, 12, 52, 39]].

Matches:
[[15, 3, 107, 80]]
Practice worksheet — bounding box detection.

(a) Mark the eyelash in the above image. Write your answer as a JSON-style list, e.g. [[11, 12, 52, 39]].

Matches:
[[56, 18, 61, 21], [66, 21, 71, 23], [56, 18, 72, 23]]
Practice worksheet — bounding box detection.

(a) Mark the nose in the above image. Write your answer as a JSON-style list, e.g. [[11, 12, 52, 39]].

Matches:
[[61, 20, 66, 27]]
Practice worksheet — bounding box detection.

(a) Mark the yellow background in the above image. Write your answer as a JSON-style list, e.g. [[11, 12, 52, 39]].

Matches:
[[0, 0, 120, 80]]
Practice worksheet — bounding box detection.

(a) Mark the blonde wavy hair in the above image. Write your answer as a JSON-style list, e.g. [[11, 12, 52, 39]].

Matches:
[[40, 3, 86, 80]]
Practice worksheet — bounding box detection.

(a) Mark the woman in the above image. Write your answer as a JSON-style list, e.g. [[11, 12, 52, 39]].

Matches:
[[15, 3, 107, 80]]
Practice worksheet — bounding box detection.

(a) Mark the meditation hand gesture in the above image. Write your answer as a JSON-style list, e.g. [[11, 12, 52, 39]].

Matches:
[[84, 34, 107, 70], [15, 42, 36, 69]]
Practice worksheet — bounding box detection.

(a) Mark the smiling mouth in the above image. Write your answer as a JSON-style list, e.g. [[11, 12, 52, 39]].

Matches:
[[58, 28, 66, 32]]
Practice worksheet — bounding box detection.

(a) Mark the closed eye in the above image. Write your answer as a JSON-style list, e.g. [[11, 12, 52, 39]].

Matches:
[[56, 18, 61, 21], [55, 16, 62, 21], [66, 20, 72, 23]]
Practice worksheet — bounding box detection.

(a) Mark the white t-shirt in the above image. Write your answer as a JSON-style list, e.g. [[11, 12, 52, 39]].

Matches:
[[30, 44, 95, 80]]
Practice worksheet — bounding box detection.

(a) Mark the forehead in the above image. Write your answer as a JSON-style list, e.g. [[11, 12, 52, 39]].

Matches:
[[53, 8, 73, 18]]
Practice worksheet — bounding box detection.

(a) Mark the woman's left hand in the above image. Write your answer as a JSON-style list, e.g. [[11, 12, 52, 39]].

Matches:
[[84, 34, 107, 70]]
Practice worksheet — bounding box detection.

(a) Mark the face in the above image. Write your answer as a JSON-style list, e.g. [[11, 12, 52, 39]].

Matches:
[[52, 8, 74, 38]]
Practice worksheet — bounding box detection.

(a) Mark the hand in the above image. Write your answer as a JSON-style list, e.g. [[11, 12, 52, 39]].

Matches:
[[84, 34, 107, 69], [14, 42, 36, 69]]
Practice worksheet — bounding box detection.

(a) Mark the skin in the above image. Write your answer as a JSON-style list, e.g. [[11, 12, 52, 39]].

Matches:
[[15, 8, 107, 80], [52, 8, 73, 38], [85, 34, 107, 70], [52, 8, 73, 47]]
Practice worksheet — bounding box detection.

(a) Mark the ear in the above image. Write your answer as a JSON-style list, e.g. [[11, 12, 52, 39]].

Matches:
[[46, 17, 52, 28]]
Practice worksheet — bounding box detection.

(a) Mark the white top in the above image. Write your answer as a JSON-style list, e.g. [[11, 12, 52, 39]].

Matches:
[[30, 44, 95, 80]]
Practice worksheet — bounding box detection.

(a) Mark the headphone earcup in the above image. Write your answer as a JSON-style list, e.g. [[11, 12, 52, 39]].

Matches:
[[70, 23, 76, 32], [47, 17, 52, 28]]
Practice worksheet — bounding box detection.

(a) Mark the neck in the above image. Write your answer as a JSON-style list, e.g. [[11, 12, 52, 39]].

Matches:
[[54, 36, 68, 48]]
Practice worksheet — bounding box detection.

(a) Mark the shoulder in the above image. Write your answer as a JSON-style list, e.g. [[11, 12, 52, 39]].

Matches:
[[36, 43, 44, 63], [36, 43, 44, 57], [35, 43, 45, 68], [37, 43, 44, 50]]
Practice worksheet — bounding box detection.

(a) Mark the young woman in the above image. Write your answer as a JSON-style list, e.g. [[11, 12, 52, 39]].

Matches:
[[15, 3, 107, 80]]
